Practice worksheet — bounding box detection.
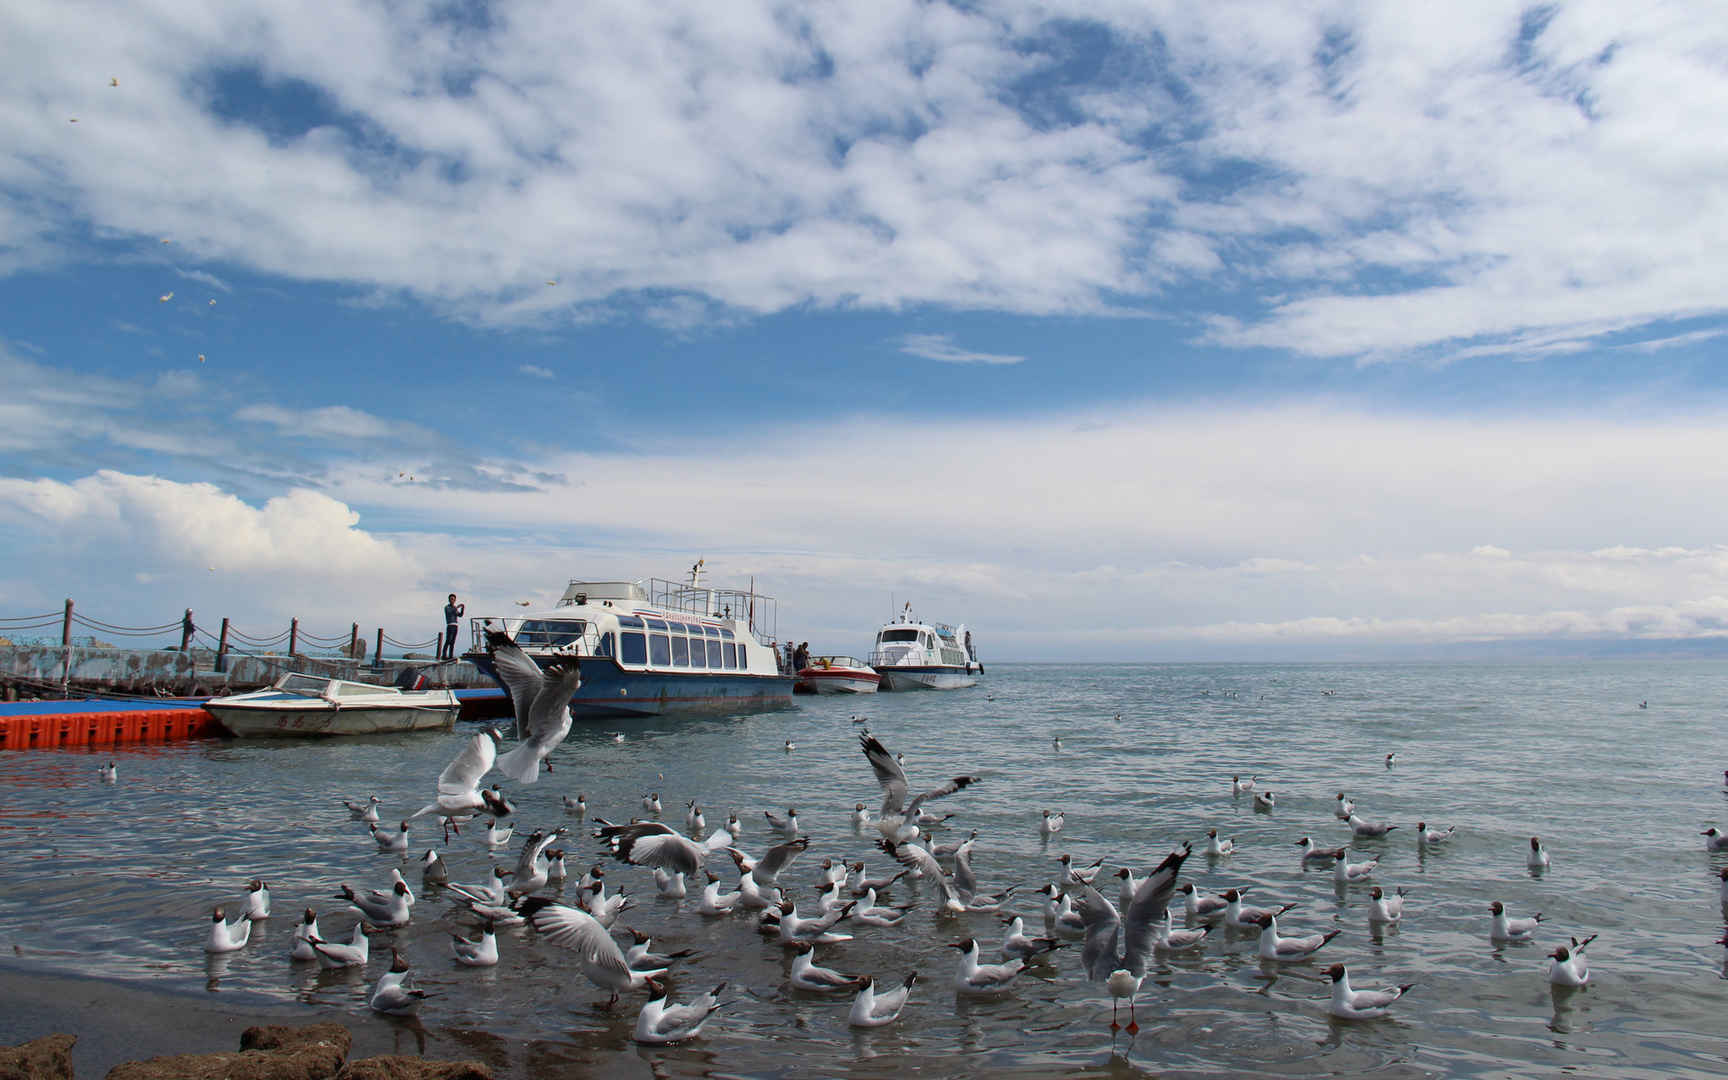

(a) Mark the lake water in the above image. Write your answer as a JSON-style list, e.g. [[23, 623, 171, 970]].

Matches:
[[2, 661, 1727, 1078]]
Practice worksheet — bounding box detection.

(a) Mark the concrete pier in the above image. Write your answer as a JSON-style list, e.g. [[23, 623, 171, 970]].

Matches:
[[0, 644, 490, 700]]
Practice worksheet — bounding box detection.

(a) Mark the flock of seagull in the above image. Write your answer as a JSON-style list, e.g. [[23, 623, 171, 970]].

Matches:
[[178, 640, 1728, 1052]]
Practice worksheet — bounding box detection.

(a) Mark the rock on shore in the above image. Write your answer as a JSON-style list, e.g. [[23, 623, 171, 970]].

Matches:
[[0, 1032, 76, 1080]]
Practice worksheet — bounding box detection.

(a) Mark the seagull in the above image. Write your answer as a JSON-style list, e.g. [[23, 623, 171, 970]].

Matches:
[[509, 828, 566, 897], [999, 915, 1062, 961], [518, 897, 664, 1006], [345, 795, 382, 821], [654, 869, 687, 899], [726, 837, 809, 888], [563, 793, 587, 816], [1057, 853, 1104, 884], [1489, 900, 1543, 941], [204, 906, 251, 953], [1231, 775, 1257, 794], [951, 835, 1017, 910], [880, 840, 972, 915], [788, 942, 868, 991], [485, 628, 580, 784], [949, 937, 1026, 996], [1346, 814, 1397, 838], [634, 979, 725, 1044], [763, 808, 798, 839], [158, 291, 173, 302], [485, 820, 516, 848], [1326, 963, 1414, 1019], [1224, 888, 1296, 930], [1548, 935, 1597, 986], [447, 867, 513, 907], [1366, 886, 1408, 923], [407, 727, 502, 838], [1295, 837, 1347, 864], [369, 951, 429, 1015], [784, 739, 796, 753], [370, 821, 410, 853], [289, 908, 320, 962], [1052, 736, 1062, 752], [776, 898, 855, 945], [851, 887, 913, 927], [1385, 753, 1396, 768], [725, 812, 742, 838], [1702, 827, 1728, 853], [623, 929, 696, 972], [546, 850, 569, 883], [859, 733, 980, 843], [642, 793, 663, 814], [420, 849, 450, 886], [452, 922, 499, 967], [1333, 852, 1378, 885], [1068, 845, 1190, 980], [696, 871, 741, 915], [1178, 883, 1238, 921], [1040, 809, 1065, 836], [849, 803, 870, 829], [309, 921, 371, 968], [1205, 829, 1235, 857], [1527, 836, 1551, 870], [1719, 866, 1728, 906], [1334, 793, 1356, 820], [1116, 867, 1141, 910], [1255, 912, 1340, 962], [1107, 968, 1143, 1032], [849, 973, 917, 1027], [596, 820, 735, 879], [337, 880, 412, 928], [1038, 884, 1089, 937], [1416, 822, 1456, 845], [685, 801, 705, 834], [1253, 791, 1276, 811], [98, 761, 117, 783], [1154, 909, 1209, 952]]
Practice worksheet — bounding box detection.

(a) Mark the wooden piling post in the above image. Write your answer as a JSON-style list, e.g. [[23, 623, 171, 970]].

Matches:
[[374, 627, 384, 667], [435, 630, 445, 660], [61, 598, 74, 697], [216, 617, 230, 673], [349, 623, 359, 659], [61, 598, 74, 646], [288, 618, 299, 657]]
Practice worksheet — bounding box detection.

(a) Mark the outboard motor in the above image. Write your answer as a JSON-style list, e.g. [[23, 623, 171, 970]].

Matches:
[[394, 669, 428, 691]]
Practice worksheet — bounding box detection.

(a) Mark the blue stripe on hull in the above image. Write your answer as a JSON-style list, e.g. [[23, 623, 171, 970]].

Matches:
[[468, 655, 795, 718]]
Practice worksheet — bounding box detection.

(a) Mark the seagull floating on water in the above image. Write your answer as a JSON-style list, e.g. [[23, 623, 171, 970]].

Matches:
[[1701, 827, 1728, 853], [241, 878, 270, 920], [1416, 822, 1455, 845], [1231, 775, 1256, 794], [1490, 900, 1543, 942], [1346, 814, 1397, 838], [204, 906, 251, 953], [849, 972, 916, 1027], [949, 937, 1025, 996], [1334, 793, 1355, 820], [1224, 888, 1296, 930], [452, 922, 499, 966], [370, 820, 410, 853], [369, 950, 429, 1015], [345, 794, 381, 821], [1255, 912, 1340, 962], [634, 979, 725, 1044], [1295, 836, 1347, 864], [309, 921, 370, 968], [787, 942, 867, 991], [1039, 809, 1065, 836], [98, 762, 117, 783], [1367, 885, 1408, 923], [1253, 790, 1276, 811], [1527, 836, 1550, 870], [1326, 963, 1414, 1019], [1548, 934, 1597, 986], [1205, 829, 1235, 857], [1333, 851, 1378, 885], [288, 908, 320, 962], [420, 849, 449, 886]]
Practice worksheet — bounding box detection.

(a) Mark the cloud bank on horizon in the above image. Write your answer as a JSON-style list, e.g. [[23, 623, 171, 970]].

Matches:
[[3, 0, 1727, 657]]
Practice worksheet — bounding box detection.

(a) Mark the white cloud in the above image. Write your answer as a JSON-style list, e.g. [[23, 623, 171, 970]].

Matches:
[[898, 333, 1024, 366], [518, 364, 555, 379], [174, 267, 231, 293], [236, 404, 430, 442]]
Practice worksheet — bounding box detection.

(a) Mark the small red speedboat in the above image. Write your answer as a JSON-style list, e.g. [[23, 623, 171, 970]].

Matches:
[[794, 655, 881, 694]]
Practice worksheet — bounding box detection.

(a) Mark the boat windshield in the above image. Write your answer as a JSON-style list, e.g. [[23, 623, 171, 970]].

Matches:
[[275, 674, 332, 696], [809, 655, 867, 669], [515, 619, 585, 648], [878, 629, 920, 643]]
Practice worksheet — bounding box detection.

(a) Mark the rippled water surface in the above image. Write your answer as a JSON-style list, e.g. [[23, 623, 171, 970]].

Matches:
[[4, 661, 1728, 1077]]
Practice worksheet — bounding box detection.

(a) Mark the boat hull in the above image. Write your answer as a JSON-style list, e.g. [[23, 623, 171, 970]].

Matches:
[[468, 654, 796, 718], [795, 669, 881, 694], [206, 703, 457, 737], [873, 665, 979, 692]]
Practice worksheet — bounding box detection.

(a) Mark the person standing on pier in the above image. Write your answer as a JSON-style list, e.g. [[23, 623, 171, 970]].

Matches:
[[181, 609, 194, 651], [440, 594, 465, 661]]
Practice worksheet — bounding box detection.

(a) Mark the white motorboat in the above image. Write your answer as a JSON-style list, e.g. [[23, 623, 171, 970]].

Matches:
[[868, 605, 982, 691], [204, 673, 459, 737], [795, 655, 881, 694]]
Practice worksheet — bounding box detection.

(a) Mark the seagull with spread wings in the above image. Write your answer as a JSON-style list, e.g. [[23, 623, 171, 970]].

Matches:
[[1067, 845, 1190, 980], [858, 733, 979, 842], [485, 628, 581, 783], [407, 727, 502, 839]]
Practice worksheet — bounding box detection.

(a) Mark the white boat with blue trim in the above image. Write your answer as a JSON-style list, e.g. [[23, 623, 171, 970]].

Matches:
[[465, 563, 795, 718], [868, 605, 982, 691]]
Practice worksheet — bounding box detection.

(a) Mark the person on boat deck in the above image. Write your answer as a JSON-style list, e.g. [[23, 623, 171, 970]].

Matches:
[[794, 642, 810, 670], [440, 593, 464, 660]]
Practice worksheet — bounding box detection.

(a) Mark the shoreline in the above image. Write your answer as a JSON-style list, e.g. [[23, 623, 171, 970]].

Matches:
[[0, 958, 622, 1079]]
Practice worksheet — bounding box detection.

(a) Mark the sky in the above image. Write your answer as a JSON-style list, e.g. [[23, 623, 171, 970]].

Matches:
[[3, 0, 1728, 661]]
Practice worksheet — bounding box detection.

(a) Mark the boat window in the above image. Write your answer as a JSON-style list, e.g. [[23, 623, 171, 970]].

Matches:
[[594, 633, 615, 658], [650, 633, 671, 666], [686, 637, 705, 668], [514, 619, 585, 648], [704, 625, 721, 637], [720, 627, 735, 639], [279, 674, 329, 694], [616, 615, 644, 629], [644, 618, 668, 632], [671, 635, 690, 666], [879, 629, 920, 643], [737, 644, 746, 668], [620, 632, 646, 664], [723, 643, 737, 669], [706, 639, 722, 667]]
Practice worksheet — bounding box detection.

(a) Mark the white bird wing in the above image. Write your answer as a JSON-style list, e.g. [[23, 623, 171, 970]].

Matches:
[[871, 979, 912, 1017], [1119, 846, 1189, 973], [437, 730, 496, 798], [904, 774, 981, 817], [885, 841, 961, 908], [485, 629, 552, 724], [953, 843, 979, 898], [654, 995, 719, 1035], [752, 838, 810, 884], [1068, 877, 1123, 980], [1348, 985, 1405, 1010], [525, 900, 631, 983], [859, 733, 911, 814], [612, 826, 705, 876]]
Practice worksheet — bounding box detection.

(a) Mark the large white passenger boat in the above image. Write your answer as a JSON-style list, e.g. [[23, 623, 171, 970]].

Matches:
[[868, 605, 982, 691], [465, 563, 795, 718]]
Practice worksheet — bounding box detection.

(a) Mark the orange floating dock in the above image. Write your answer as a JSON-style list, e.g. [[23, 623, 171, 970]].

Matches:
[[0, 700, 219, 749]]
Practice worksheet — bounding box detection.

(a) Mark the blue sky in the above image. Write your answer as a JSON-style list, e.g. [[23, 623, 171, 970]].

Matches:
[[4, 0, 1728, 660]]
